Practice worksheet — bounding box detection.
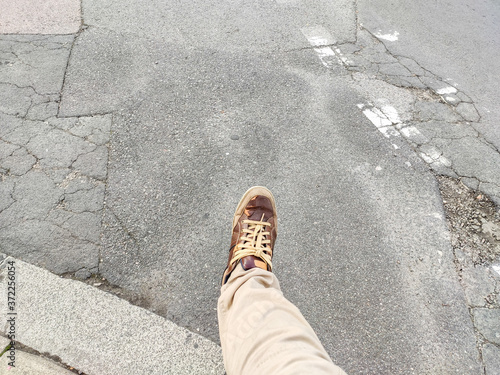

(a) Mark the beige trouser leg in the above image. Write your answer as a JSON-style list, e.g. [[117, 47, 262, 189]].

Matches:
[[218, 263, 347, 375]]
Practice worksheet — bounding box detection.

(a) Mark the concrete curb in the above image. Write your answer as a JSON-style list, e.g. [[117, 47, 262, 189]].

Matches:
[[0, 254, 224, 375], [0, 336, 75, 374]]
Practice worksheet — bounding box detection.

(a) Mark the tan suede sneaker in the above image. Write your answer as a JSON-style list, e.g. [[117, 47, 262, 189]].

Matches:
[[222, 186, 278, 285]]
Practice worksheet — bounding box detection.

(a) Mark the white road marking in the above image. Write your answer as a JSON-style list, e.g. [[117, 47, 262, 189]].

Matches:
[[301, 26, 342, 68], [334, 47, 350, 66], [420, 152, 434, 164], [436, 86, 457, 95], [421, 145, 442, 160], [362, 108, 392, 128], [437, 155, 452, 167], [360, 104, 401, 138], [358, 102, 452, 170], [400, 126, 429, 144], [374, 31, 399, 41], [313, 46, 338, 68], [301, 25, 336, 46], [381, 105, 401, 124], [445, 96, 457, 102], [400, 126, 422, 138], [379, 126, 400, 138], [444, 78, 459, 87]]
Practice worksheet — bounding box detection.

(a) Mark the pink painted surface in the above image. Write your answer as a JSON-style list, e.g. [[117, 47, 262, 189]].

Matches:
[[0, 0, 80, 34]]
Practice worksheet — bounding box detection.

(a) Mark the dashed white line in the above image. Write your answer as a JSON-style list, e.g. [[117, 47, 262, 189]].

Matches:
[[379, 127, 401, 138], [400, 126, 425, 140], [359, 103, 403, 139], [334, 47, 351, 66], [312, 46, 337, 68], [421, 145, 442, 161], [380, 105, 401, 125], [360, 105, 398, 138], [420, 152, 434, 164], [436, 86, 457, 95], [436, 155, 452, 167], [374, 31, 399, 41], [358, 102, 453, 170], [301, 25, 343, 68], [362, 108, 392, 128], [301, 25, 336, 46]]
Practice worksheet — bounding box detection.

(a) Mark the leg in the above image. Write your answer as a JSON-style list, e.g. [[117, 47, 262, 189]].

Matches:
[[218, 264, 347, 375], [218, 186, 347, 375]]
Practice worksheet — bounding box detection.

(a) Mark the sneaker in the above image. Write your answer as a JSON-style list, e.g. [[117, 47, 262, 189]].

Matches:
[[222, 186, 278, 285]]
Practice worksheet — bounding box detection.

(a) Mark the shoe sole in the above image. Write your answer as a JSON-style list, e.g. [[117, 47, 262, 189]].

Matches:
[[232, 186, 278, 235]]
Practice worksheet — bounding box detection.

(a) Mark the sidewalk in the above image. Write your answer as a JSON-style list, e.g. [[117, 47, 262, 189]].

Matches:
[[0, 254, 224, 374], [1, 336, 76, 375]]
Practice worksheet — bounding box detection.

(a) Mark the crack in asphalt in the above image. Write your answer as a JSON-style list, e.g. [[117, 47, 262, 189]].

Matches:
[[98, 114, 114, 274], [1, 33, 112, 274], [350, 19, 500, 372], [333, 25, 500, 205], [106, 207, 141, 252], [57, 31, 81, 117]]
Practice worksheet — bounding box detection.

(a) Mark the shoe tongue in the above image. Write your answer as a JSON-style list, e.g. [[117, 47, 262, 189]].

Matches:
[[244, 196, 272, 221], [241, 255, 268, 271]]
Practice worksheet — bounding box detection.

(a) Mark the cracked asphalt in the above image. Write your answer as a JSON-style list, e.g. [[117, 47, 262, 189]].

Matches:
[[1, 0, 500, 373]]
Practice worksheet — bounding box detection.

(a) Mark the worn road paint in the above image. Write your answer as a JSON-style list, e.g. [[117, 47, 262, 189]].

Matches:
[[301, 25, 336, 46], [381, 105, 401, 124], [374, 31, 399, 41], [362, 108, 392, 128], [399, 126, 429, 145], [379, 127, 400, 138], [425, 146, 442, 160], [334, 47, 350, 66], [359, 103, 396, 138], [301, 26, 342, 67], [420, 151, 451, 168], [436, 87, 458, 95], [313, 46, 338, 68], [420, 153, 434, 164], [360, 106, 400, 138], [358, 103, 452, 169], [437, 155, 452, 167]]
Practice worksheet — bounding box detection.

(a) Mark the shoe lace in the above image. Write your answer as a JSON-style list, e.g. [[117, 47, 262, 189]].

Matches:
[[230, 214, 273, 270]]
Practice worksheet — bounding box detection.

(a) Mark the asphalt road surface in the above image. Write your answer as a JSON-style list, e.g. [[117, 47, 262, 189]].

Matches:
[[2, 0, 500, 373]]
